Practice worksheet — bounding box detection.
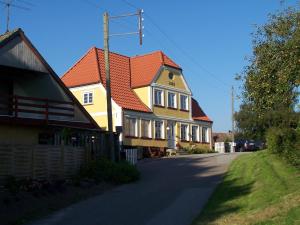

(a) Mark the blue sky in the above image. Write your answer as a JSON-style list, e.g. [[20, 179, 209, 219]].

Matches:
[[1, 0, 298, 132]]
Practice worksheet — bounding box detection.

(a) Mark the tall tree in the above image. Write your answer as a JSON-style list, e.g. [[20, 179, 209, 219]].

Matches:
[[236, 7, 300, 138]]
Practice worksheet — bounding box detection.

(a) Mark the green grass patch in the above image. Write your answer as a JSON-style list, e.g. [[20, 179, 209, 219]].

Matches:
[[192, 150, 300, 225]]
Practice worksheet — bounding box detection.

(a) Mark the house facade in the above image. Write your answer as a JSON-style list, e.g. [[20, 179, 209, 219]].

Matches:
[[62, 48, 213, 152], [0, 29, 108, 181]]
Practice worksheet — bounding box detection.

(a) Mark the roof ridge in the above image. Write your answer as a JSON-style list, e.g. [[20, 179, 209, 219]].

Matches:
[[159, 51, 164, 66], [94, 47, 103, 83], [95, 47, 130, 59], [130, 50, 163, 59]]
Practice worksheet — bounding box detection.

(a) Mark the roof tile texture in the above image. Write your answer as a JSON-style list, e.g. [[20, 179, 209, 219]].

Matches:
[[192, 98, 212, 122], [62, 48, 150, 112], [130, 51, 181, 88], [61, 48, 100, 87], [62, 48, 212, 122]]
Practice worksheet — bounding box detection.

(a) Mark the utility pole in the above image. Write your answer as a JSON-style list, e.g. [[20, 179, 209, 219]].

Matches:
[[231, 86, 235, 152], [103, 12, 115, 161], [6, 2, 10, 32], [103, 10, 143, 161]]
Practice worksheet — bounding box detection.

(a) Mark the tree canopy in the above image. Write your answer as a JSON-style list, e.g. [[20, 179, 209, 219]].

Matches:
[[236, 7, 300, 139]]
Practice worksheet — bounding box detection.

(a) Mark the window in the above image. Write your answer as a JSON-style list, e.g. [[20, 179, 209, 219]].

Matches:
[[141, 120, 151, 138], [180, 95, 188, 110], [181, 124, 188, 141], [125, 118, 137, 137], [192, 126, 199, 142], [202, 127, 209, 143], [168, 92, 176, 108], [83, 92, 93, 104], [168, 72, 174, 80], [155, 121, 164, 139], [154, 89, 164, 106]]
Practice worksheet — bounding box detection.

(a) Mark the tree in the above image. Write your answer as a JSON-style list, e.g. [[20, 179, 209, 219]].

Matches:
[[236, 7, 300, 138]]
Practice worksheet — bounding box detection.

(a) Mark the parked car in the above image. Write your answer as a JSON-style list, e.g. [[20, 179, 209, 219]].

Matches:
[[235, 139, 264, 152]]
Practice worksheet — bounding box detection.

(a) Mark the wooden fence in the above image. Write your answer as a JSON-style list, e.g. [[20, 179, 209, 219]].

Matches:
[[0, 144, 87, 182], [0, 95, 74, 122]]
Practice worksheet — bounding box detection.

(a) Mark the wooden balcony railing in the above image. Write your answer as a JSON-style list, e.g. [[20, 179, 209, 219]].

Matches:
[[0, 95, 74, 122]]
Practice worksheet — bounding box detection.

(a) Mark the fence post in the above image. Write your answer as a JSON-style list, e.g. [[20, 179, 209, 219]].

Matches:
[[31, 146, 35, 179], [60, 142, 65, 179], [11, 144, 15, 177], [14, 96, 18, 118], [45, 99, 49, 122]]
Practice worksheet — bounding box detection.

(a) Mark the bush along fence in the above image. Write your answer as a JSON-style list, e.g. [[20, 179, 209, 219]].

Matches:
[[266, 126, 300, 168], [0, 132, 120, 184]]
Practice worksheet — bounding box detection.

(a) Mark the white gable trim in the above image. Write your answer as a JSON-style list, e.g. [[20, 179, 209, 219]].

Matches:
[[69, 83, 102, 92], [152, 83, 191, 95], [164, 65, 192, 94], [151, 65, 192, 94], [69, 83, 122, 112]]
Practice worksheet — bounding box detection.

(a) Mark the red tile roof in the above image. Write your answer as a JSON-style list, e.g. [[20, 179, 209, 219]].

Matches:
[[62, 48, 212, 123], [192, 98, 212, 123], [130, 51, 181, 88], [62, 47, 151, 113], [61, 48, 100, 87]]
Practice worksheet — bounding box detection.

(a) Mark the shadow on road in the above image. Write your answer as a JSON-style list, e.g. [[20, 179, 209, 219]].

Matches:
[[191, 177, 253, 225], [28, 154, 244, 225]]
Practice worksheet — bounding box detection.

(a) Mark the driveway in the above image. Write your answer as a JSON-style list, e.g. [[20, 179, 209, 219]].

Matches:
[[29, 153, 240, 225]]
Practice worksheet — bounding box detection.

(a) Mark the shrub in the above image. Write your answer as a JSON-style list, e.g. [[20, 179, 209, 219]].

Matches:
[[266, 127, 300, 167], [77, 158, 140, 184], [4, 176, 20, 194], [184, 146, 215, 154], [266, 128, 285, 154]]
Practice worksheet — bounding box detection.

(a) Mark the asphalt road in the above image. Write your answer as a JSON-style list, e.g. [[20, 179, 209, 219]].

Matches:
[[29, 153, 240, 225]]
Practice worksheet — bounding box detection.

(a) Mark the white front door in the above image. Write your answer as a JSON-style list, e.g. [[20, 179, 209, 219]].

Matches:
[[167, 121, 176, 149]]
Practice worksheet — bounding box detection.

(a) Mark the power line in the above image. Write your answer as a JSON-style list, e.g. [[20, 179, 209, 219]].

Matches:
[[15, 0, 35, 7], [80, 0, 101, 9], [120, 0, 231, 88]]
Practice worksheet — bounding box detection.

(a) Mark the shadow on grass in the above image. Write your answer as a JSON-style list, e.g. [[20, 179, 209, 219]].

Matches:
[[193, 177, 254, 225]]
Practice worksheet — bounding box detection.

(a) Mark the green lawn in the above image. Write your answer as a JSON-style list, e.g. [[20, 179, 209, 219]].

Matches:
[[192, 150, 300, 225]]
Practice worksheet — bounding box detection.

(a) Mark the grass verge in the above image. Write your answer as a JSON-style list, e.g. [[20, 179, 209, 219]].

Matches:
[[192, 150, 300, 225]]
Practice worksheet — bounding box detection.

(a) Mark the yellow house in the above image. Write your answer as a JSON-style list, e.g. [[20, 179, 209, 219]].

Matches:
[[62, 48, 213, 154]]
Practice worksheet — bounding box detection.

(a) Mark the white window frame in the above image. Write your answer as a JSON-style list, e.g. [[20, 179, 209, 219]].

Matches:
[[167, 91, 177, 109], [180, 123, 189, 141], [192, 125, 199, 142], [202, 127, 209, 143], [83, 91, 94, 105], [154, 120, 164, 139], [141, 119, 152, 138], [180, 94, 188, 110], [154, 88, 164, 106], [125, 117, 138, 137]]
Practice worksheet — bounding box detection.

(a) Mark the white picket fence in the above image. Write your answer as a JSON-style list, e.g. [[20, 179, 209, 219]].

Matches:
[[215, 142, 235, 153], [215, 142, 225, 153]]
